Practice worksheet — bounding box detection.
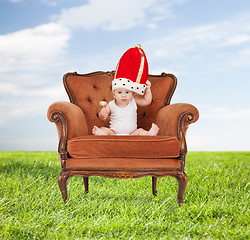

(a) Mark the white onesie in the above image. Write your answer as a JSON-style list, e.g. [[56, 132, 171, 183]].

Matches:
[[109, 98, 137, 135]]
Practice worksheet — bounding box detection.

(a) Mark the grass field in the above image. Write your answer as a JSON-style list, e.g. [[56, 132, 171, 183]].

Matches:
[[0, 151, 249, 239]]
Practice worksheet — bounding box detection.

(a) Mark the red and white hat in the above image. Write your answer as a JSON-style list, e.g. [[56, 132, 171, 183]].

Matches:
[[112, 44, 148, 95]]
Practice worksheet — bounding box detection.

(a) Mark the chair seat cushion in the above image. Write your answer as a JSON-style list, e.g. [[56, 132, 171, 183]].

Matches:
[[67, 135, 180, 159], [66, 157, 181, 169]]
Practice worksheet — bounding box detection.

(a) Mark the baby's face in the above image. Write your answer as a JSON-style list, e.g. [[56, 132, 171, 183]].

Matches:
[[113, 88, 134, 106]]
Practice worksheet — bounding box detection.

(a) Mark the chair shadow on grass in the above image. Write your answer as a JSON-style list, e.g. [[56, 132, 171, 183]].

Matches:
[[65, 175, 179, 204]]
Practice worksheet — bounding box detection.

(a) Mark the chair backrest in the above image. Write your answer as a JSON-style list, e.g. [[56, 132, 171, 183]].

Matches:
[[63, 71, 177, 134]]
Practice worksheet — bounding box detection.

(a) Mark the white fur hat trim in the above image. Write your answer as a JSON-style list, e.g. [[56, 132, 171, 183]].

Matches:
[[112, 78, 146, 95]]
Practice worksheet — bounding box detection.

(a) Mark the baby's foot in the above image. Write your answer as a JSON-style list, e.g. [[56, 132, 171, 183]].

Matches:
[[92, 126, 107, 135], [148, 123, 159, 136]]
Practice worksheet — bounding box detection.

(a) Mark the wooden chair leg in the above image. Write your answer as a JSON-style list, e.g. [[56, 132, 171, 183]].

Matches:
[[176, 172, 188, 206], [152, 176, 157, 196], [83, 177, 89, 194], [58, 172, 69, 203]]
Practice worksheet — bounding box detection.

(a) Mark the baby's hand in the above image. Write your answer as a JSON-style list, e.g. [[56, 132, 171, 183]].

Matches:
[[146, 80, 151, 89], [99, 107, 109, 121]]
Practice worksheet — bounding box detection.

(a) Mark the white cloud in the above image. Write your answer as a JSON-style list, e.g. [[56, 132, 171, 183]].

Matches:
[[0, 22, 71, 72], [54, 0, 187, 31], [55, 0, 155, 31], [0, 96, 62, 126], [222, 34, 250, 46], [0, 82, 66, 98], [232, 47, 250, 68], [9, 0, 59, 6], [0, 82, 67, 126], [40, 0, 58, 6], [0, 0, 189, 74], [198, 105, 250, 120], [0, 83, 22, 96], [187, 132, 250, 151], [0, 135, 59, 151], [146, 14, 250, 73], [187, 105, 250, 151], [9, 0, 22, 3]]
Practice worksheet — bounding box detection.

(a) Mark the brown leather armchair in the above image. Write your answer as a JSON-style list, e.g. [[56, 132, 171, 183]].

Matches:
[[47, 71, 199, 206]]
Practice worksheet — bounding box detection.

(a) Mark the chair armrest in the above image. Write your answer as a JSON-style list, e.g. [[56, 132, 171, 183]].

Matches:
[[47, 101, 88, 141], [156, 103, 199, 171], [156, 103, 199, 138]]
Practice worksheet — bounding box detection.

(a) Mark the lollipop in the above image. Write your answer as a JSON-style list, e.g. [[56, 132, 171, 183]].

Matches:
[[99, 101, 107, 107]]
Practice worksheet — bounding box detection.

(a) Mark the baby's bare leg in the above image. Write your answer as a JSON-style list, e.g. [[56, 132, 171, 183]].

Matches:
[[131, 123, 159, 136], [148, 123, 160, 135], [92, 126, 115, 135], [131, 128, 148, 135]]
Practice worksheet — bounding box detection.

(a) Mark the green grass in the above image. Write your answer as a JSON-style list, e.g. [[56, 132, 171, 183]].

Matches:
[[0, 152, 249, 239]]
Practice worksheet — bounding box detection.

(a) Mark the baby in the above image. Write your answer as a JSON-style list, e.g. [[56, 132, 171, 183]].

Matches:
[[92, 80, 159, 136]]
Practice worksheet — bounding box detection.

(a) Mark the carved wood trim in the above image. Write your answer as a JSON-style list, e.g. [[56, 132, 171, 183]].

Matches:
[[63, 72, 77, 104], [51, 111, 68, 169], [160, 72, 177, 106], [177, 112, 195, 171], [59, 169, 183, 179]]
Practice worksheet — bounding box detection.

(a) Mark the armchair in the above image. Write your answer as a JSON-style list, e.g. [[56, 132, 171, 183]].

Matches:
[[47, 71, 199, 206]]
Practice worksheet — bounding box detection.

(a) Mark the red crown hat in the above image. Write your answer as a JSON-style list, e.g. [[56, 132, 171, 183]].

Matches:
[[112, 44, 148, 95]]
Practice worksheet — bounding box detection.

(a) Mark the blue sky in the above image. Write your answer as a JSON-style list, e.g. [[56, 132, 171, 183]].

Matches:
[[0, 0, 250, 151]]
